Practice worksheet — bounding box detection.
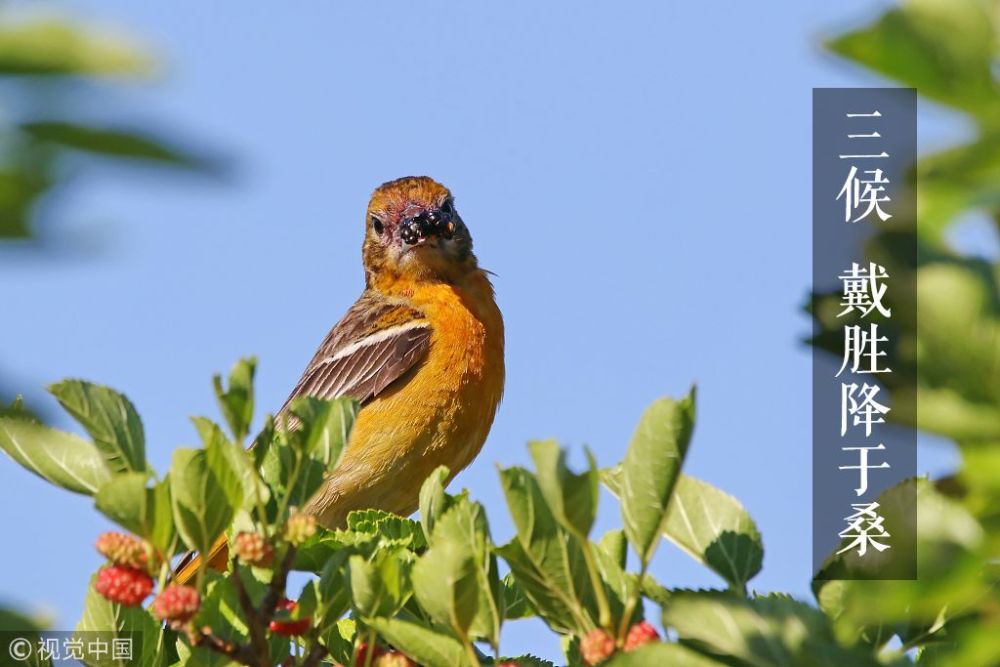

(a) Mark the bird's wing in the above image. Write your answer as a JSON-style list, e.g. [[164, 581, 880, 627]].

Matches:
[[276, 292, 432, 414]]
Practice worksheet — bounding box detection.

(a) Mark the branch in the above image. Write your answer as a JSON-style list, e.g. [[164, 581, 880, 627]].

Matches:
[[231, 564, 271, 664], [261, 545, 298, 619], [300, 641, 329, 667], [191, 626, 259, 666], [230, 545, 299, 666]]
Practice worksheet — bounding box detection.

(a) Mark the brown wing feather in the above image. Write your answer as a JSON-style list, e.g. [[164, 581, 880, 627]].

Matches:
[[278, 293, 431, 413]]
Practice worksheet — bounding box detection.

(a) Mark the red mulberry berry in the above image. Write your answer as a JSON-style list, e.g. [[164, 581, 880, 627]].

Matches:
[[269, 598, 311, 637], [624, 620, 660, 651], [355, 642, 386, 666], [94, 565, 153, 607]]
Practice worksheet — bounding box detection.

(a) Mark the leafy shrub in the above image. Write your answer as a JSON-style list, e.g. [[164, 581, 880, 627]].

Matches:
[[4, 356, 971, 667]]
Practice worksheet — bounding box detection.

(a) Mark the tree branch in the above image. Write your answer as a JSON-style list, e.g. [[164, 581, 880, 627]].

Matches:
[[231, 564, 271, 664], [300, 640, 329, 667], [260, 545, 298, 619], [191, 626, 259, 666]]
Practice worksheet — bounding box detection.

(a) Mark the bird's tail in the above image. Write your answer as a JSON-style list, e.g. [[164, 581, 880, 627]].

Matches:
[[173, 534, 230, 586]]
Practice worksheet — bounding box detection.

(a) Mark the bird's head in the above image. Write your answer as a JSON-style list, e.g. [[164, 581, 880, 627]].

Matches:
[[362, 176, 477, 286]]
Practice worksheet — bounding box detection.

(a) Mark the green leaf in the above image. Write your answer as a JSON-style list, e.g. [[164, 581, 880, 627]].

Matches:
[[287, 396, 358, 468], [424, 498, 503, 646], [258, 428, 324, 511], [169, 449, 236, 554], [0, 415, 111, 495], [76, 573, 169, 667], [413, 539, 480, 638], [494, 656, 558, 667], [292, 529, 352, 573], [497, 539, 582, 635], [497, 466, 596, 635], [641, 577, 673, 607], [619, 389, 696, 566], [591, 534, 635, 629], [597, 529, 628, 570], [195, 417, 268, 512], [826, 0, 1000, 118], [528, 440, 599, 539], [0, 394, 36, 421], [320, 618, 356, 666], [917, 131, 1000, 240], [147, 477, 176, 557], [605, 470, 763, 590], [22, 122, 216, 172], [561, 634, 582, 666], [93, 472, 175, 556], [500, 573, 533, 620], [259, 397, 357, 513], [251, 413, 275, 469], [294, 579, 319, 620], [419, 465, 452, 538], [48, 380, 146, 474], [348, 551, 412, 620], [212, 357, 256, 443], [0, 166, 48, 240], [94, 472, 148, 536], [0, 606, 50, 633], [370, 618, 472, 667], [814, 479, 982, 640], [315, 551, 352, 631], [605, 642, 725, 666], [662, 591, 882, 667], [0, 20, 153, 76], [912, 263, 1000, 440], [346, 509, 427, 550]]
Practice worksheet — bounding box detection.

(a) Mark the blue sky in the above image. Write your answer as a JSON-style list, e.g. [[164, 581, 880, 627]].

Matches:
[[0, 0, 975, 661]]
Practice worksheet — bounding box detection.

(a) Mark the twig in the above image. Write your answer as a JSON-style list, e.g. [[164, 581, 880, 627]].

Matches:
[[231, 564, 271, 663], [195, 541, 300, 665], [300, 641, 329, 667], [261, 545, 298, 619], [191, 626, 259, 666]]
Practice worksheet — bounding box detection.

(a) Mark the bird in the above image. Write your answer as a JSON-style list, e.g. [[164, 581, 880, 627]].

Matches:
[[174, 176, 505, 583]]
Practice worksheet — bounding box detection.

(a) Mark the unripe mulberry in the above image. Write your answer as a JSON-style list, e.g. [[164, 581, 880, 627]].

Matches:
[[151, 585, 201, 625], [374, 651, 416, 667], [95, 532, 156, 572], [580, 628, 615, 665], [233, 531, 274, 567], [284, 511, 317, 546]]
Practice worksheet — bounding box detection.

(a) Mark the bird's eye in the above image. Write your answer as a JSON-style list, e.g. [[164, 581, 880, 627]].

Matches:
[[371, 215, 384, 235]]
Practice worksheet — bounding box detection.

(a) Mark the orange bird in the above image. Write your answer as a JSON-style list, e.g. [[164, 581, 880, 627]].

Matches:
[[175, 176, 505, 583]]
